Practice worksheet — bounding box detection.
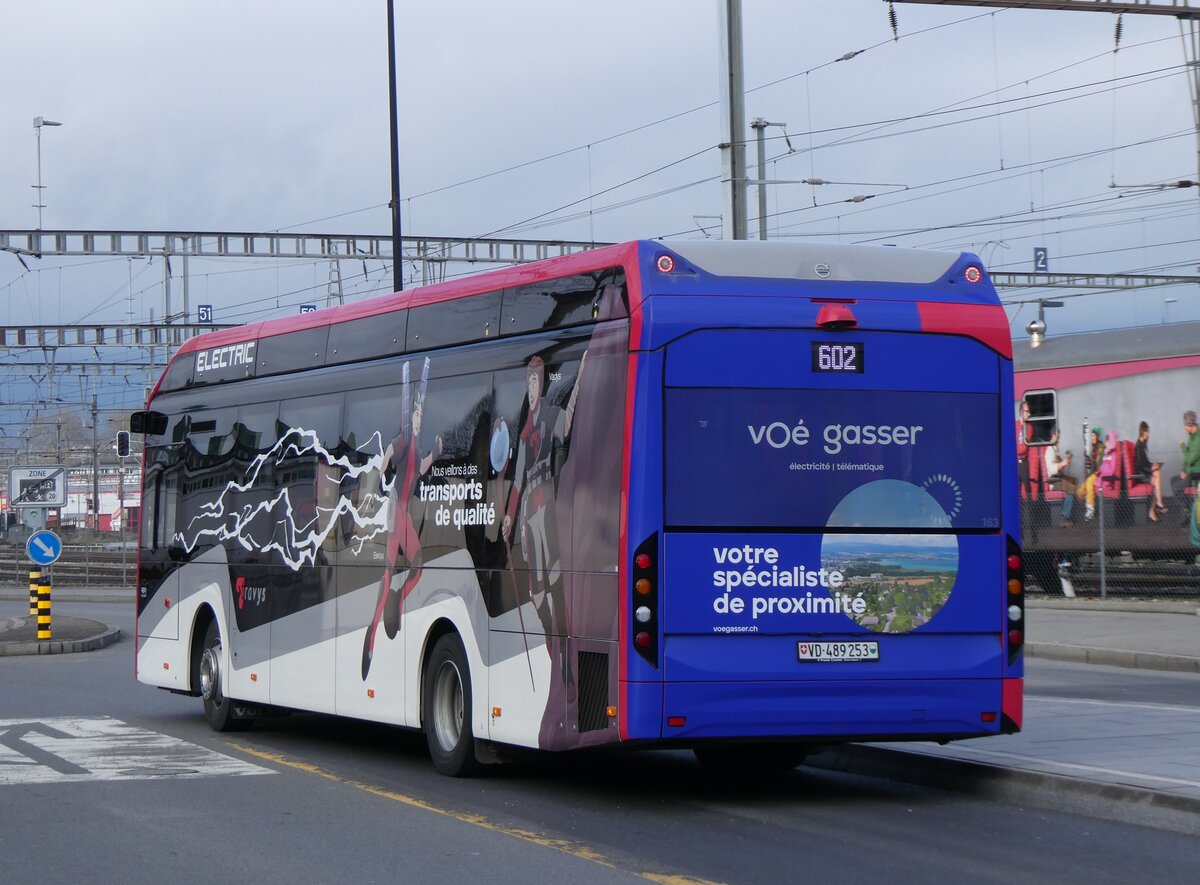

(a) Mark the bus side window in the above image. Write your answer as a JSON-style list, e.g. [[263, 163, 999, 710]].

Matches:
[[408, 290, 502, 350], [140, 465, 160, 550], [1022, 389, 1058, 446], [278, 394, 345, 560], [501, 270, 626, 336]]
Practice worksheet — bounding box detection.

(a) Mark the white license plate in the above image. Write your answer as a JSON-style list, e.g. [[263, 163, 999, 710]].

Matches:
[[797, 640, 879, 662]]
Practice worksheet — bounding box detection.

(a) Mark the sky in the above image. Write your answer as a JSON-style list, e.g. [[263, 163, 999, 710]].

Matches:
[[3, 0, 1200, 424]]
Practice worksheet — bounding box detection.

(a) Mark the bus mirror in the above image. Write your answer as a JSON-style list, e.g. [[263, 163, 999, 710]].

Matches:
[[130, 410, 168, 435], [1021, 389, 1057, 446]]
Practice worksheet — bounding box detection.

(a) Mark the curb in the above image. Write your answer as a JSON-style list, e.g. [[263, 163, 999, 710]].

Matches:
[[1026, 641, 1200, 673], [0, 591, 131, 604], [0, 624, 121, 657], [1028, 598, 1200, 616], [805, 744, 1200, 836]]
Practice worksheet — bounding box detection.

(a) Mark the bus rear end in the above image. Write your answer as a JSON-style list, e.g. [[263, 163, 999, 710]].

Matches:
[[620, 242, 1023, 758]]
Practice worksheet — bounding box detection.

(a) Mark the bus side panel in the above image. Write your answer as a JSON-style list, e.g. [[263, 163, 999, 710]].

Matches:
[[265, 567, 337, 717]]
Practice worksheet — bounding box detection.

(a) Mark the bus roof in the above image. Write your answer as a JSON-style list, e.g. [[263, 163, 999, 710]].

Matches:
[[667, 240, 969, 286]]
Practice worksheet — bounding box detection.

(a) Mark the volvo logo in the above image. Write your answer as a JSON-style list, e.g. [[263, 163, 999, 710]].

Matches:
[[814, 263, 832, 279]]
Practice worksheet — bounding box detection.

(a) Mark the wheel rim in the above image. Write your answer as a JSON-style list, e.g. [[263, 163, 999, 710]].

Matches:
[[200, 641, 222, 706], [431, 659, 464, 752]]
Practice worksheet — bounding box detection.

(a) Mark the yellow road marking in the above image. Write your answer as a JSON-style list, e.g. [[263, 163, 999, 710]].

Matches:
[[229, 742, 723, 885]]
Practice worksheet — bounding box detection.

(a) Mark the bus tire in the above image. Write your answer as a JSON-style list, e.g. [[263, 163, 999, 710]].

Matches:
[[423, 633, 480, 777], [693, 743, 806, 775], [199, 619, 253, 732]]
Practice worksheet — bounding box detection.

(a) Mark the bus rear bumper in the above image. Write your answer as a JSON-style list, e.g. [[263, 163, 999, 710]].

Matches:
[[651, 678, 1009, 741]]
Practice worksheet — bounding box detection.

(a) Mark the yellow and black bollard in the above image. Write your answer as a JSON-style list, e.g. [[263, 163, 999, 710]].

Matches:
[[37, 579, 52, 641], [29, 568, 41, 617]]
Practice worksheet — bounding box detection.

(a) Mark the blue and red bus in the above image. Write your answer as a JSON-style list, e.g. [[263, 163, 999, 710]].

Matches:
[[133, 239, 1024, 775]]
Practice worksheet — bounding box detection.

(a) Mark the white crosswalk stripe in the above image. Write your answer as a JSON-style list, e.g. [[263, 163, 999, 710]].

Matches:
[[0, 716, 273, 784]]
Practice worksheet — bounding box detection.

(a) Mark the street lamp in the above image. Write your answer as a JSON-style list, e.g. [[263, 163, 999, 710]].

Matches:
[[1026, 299, 1064, 348], [33, 116, 63, 230]]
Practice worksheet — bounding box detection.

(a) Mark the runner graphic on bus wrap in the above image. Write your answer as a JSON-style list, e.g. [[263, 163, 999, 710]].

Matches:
[[502, 351, 586, 742], [362, 357, 441, 680]]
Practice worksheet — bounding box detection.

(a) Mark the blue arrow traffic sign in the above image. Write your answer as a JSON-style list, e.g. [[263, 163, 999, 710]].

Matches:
[[26, 530, 63, 566]]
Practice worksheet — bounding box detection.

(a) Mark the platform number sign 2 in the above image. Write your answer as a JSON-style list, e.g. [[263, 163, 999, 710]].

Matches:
[[1033, 247, 1049, 273]]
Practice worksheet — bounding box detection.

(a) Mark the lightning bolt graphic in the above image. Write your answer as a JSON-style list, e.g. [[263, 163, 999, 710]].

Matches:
[[174, 427, 398, 571]]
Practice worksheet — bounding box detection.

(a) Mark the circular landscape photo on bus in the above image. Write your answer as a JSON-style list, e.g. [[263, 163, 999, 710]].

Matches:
[[821, 479, 959, 634]]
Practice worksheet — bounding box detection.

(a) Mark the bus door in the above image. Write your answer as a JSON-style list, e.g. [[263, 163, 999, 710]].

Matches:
[[651, 326, 1010, 741]]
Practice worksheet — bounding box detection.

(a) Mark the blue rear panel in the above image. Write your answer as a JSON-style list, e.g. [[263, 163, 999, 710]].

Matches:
[[636, 321, 1009, 741]]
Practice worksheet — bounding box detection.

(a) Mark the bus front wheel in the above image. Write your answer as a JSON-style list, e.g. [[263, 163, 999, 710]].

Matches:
[[423, 633, 480, 777], [199, 619, 253, 732]]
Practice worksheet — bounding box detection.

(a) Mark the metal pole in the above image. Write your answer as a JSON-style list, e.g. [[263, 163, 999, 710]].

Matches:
[[35, 123, 44, 230], [119, 461, 127, 581], [91, 393, 99, 535], [32, 117, 62, 232], [752, 118, 769, 240], [387, 0, 404, 292], [718, 0, 748, 240], [162, 244, 172, 326], [1189, 22, 1200, 236], [182, 238, 190, 330]]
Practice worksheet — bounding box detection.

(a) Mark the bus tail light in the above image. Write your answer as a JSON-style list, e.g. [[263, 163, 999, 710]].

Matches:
[[1005, 536, 1024, 664], [631, 534, 659, 668]]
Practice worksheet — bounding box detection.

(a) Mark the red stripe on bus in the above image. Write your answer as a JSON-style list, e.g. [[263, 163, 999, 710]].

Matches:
[[1015, 354, 1200, 396], [1002, 677, 1023, 730], [917, 301, 1012, 359], [617, 260, 646, 742]]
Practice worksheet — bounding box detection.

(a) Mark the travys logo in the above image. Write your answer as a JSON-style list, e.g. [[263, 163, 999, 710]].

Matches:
[[235, 577, 267, 610], [748, 418, 925, 454]]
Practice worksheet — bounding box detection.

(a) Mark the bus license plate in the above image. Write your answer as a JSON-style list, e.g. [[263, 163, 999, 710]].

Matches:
[[797, 641, 879, 662]]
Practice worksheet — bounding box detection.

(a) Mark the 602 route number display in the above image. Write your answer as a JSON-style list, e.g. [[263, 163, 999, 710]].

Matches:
[[811, 341, 864, 373]]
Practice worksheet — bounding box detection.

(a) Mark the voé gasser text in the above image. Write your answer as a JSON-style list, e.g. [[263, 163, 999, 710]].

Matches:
[[748, 418, 925, 454]]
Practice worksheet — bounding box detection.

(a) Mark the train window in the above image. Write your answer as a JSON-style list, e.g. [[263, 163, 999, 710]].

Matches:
[[1022, 389, 1058, 446]]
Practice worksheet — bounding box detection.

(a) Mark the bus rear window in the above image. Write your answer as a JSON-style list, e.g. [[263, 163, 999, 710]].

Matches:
[[665, 387, 1000, 531]]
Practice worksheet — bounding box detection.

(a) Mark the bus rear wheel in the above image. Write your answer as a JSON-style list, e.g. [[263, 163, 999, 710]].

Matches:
[[423, 633, 480, 777], [199, 619, 253, 732]]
